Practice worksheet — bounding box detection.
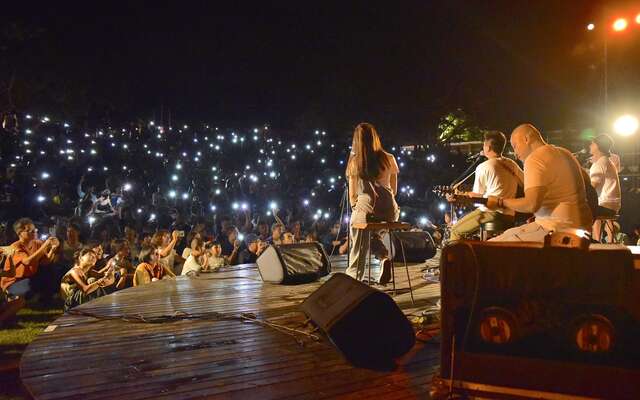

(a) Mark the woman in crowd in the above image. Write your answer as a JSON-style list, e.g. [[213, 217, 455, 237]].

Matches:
[[60, 248, 114, 310], [181, 234, 208, 276], [345, 122, 399, 284], [133, 245, 176, 286], [205, 242, 227, 271], [99, 239, 133, 289], [61, 223, 83, 264], [151, 230, 184, 275]]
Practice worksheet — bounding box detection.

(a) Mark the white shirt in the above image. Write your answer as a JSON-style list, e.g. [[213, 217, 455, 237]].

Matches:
[[589, 155, 621, 211], [181, 255, 202, 276], [524, 145, 592, 231], [473, 157, 523, 215]]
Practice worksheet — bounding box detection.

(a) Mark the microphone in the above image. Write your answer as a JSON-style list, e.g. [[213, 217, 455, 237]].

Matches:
[[466, 151, 484, 161]]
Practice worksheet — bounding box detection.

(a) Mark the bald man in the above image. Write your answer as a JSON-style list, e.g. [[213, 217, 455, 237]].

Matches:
[[486, 124, 592, 242]]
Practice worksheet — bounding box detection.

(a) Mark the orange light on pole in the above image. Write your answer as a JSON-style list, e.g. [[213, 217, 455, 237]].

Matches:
[[613, 18, 628, 31]]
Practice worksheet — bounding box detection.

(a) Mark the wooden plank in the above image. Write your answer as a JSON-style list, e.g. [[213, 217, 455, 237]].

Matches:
[[21, 254, 443, 399]]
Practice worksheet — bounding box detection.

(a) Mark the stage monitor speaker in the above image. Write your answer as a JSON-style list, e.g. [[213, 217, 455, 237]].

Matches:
[[256, 242, 330, 284], [300, 273, 415, 366], [391, 230, 437, 263]]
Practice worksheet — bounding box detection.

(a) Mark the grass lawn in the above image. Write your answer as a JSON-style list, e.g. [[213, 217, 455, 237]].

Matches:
[[0, 302, 63, 400]]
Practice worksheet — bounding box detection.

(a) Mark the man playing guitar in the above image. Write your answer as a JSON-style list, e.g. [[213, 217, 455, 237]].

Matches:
[[448, 131, 523, 241]]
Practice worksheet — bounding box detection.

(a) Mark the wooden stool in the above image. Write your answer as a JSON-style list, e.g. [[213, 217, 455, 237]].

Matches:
[[351, 221, 415, 305], [593, 214, 619, 243]]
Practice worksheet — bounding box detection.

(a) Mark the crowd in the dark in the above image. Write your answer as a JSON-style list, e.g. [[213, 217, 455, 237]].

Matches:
[[0, 112, 470, 309]]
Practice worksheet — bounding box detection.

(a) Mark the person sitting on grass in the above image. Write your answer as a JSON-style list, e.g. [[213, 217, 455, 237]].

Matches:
[[98, 239, 133, 290], [1, 218, 62, 302], [133, 246, 176, 286], [60, 248, 114, 311]]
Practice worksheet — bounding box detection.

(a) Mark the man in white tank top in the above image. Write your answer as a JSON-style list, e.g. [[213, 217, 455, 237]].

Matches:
[[449, 131, 523, 241], [488, 124, 592, 242]]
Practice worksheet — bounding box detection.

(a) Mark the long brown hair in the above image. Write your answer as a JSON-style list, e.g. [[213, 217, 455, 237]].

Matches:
[[346, 122, 391, 180]]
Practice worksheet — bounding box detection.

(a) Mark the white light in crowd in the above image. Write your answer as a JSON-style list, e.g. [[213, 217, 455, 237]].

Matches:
[[193, 138, 198, 143], [87, 167, 93, 172], [41, 172, 50, 179], [171, 174, 178, 181], [245, 165, 251, 170], [194, 157, 199, 162], [613, 114, 639, 137], [419, 217, 429, 225], [123, 144, 128, 149], [184, 125, 188, 129], [311, 191, 316, 197], [123, 183, 132, 191], [169, 190, 177, 198], [46, 137, 53, 142], [306, 144, 311, 150], [182, 152, 187, 157], [317, 141, 322, 146], [303, 199, 309, 206], [67, 155, 73, 160], [232, 138, 238, 143], [37, 195, 46, 203], [324, 213, 330, 220], [401, 211, 406, 218], [63, 122, 70, 128], [88, 216, 96, 224], [269, 171, 276, 178], [291, 155, 296, 160], [313, 214, 320, 220], [241, 203, 249, 211], [315, 130, 320, 135], [253, 128, 259, 133], [266, 211, 271, 216], [90, 149, 97, 155], [182, 192, 189, 200], [215, 145, 220, 150], [321, 158, 325, 164], [238, 234, 245, 242], [329, 177, 336, 183], [122, 165, 128, 170], [111, 142, 116, 147], [137, 208, 142, 214], [213, 175, 218, 180], [25, 129, 32, 134], [23, 140, 30, 145], [400, 162, 405, 168], [232, 202, 239, 210], [149, 213, 156, 221], [39, 151, 45, 155], [42, 116, 50, 122], [215, 189, 221, 195], [98, 131, 104, 136], [176, 164, 182, 170], [149, 121, 155, 126], [26, 114, 32, 119], [270, 201, 278, 209], [157, 134, 162, 139], [210, 205, 217, 211], [316, 179, 322, 184], [438, 203, 446, 211], [343, 215, 350, 223]]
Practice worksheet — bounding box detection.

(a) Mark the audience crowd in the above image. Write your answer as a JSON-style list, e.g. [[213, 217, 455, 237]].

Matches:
[[1, 112, 639, 310]]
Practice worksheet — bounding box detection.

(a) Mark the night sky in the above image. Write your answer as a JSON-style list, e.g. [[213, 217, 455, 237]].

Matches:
[[3, 0, 640, 136]]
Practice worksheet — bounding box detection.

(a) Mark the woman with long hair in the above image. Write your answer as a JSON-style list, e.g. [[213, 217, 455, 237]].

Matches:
[[60, 248, 114, 310], [346, 122, 399, 284]]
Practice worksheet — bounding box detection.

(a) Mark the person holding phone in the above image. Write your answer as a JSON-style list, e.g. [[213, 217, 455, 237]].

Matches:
[[1, 218, 61, 301], [60, 248, 114, 310]]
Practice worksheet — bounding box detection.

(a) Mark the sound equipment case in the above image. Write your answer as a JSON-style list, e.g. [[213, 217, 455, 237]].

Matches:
[[433, 239, 640, 400]]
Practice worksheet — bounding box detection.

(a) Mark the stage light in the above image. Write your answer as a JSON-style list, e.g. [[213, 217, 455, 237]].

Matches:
[[587, 23, 595, 31], [613, 114, 638, 136], [613, 18, 628, 31]]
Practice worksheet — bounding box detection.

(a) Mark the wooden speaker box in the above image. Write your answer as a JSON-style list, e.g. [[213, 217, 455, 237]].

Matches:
[[433, 235, 640, 399]]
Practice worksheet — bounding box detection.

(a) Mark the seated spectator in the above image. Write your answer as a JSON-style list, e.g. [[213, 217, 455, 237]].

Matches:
[[238, 234, 267, 264], [282, 232, 296, 244], [133, 246, 176, 286], [181, 247, 208, 277], [86, 240, 107, 271], [151, 230, 184, 275], [60, 248, 114, 310], [304, 231, 318, 243], [205, 242, 227, 271], [99, 239, 133, 289], [61, 223, 83, 264], [290, 220, 303, 242], [181, 232, 206, 259], [124, 226, 140, 261], [220, 225, 241, 264], [256, 221, 270, 241], [269, 223, 285, 245], [1, 218, 62, 301], [321, 222, 348, 255]]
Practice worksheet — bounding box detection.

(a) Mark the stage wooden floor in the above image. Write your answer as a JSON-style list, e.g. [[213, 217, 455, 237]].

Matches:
[[20, 254, 442, 400]]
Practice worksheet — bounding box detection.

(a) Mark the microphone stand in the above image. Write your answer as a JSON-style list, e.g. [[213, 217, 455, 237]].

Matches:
[[446, 156, 483, 229]]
